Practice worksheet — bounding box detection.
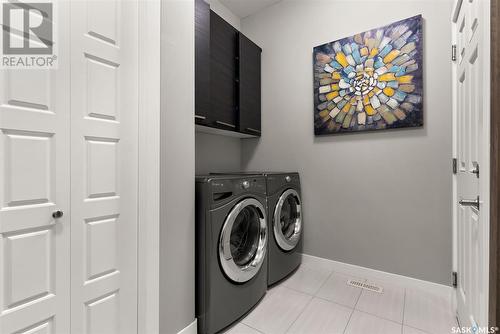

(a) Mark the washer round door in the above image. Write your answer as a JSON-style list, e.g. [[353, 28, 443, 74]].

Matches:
[[219, 198, 267, 283], [273, 189, 302, 251]]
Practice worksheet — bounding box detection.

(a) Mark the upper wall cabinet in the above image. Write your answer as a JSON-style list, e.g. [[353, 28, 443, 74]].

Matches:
[[238, 34, 262, 136], [210, 11, 238, 130], [194, 0, 262, 138], [195, 0, 210, 124]]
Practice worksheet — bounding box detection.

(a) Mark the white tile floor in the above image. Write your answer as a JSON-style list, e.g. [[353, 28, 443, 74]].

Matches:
[[224, 259, 458, 334]]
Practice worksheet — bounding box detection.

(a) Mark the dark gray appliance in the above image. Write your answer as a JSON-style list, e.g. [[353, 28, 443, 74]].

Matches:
[[211, 172, 303, 286], [266, 172, 302, 285], [196, 175, 268, 334]]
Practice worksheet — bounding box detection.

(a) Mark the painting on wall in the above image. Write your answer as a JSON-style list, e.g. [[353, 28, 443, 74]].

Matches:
[[313, 15, 423, 135]]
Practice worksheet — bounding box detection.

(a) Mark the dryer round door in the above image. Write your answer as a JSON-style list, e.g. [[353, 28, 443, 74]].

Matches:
[[219, 198, 267, 283], [273, 189, 302, 251]]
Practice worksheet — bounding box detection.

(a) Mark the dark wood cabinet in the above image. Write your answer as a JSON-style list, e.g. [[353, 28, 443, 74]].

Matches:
[[194, 2, 262, 137], [238, 33, 262, 136], [210, 11, 238, 130], [195, 0, 210, 125]]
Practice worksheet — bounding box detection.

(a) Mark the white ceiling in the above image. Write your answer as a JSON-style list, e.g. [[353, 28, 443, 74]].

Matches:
[[218, 0, 282, 18]]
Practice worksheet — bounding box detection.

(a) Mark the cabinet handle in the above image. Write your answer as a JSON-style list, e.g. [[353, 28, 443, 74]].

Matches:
[[215, 121, 236, 128], [195, 115, 206, 120], [245, 127, 261, 134]]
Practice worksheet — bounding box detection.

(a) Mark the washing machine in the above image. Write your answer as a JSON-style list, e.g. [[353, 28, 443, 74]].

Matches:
[[211, 172, 303, 286], [265, 172, 302, 285], [196, 175, 268, 334]]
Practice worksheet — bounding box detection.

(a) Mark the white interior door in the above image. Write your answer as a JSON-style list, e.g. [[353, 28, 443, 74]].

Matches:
[[453, 0, 490, 329], [70, 0, 138, 333], [0, 2, 70, 333]]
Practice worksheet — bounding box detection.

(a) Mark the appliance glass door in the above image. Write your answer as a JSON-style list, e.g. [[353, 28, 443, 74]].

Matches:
[[274, 189, 302, 251], [219, 198, 267, 283]]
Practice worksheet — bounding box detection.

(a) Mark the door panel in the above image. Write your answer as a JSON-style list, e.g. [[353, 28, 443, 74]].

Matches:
[[0, 3, 70, 333], [70, 0, 138, 333], [453, 0, 488, 328]]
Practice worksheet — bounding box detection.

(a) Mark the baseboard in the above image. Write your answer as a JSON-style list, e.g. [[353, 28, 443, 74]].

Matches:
[[302, 253, 452, 296], [177, 319, 197, 334]]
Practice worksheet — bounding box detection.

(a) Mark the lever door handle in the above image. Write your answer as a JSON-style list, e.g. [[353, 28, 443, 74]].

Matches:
[[459, 196, 480, 211]]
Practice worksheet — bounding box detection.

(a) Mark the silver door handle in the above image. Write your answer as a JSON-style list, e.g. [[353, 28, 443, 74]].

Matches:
[[195, 115, 206, 120], [459, 196, 480, 211]]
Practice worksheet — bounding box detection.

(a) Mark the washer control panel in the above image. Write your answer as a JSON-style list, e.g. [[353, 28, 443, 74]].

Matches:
[[210, 176, 266, 197]]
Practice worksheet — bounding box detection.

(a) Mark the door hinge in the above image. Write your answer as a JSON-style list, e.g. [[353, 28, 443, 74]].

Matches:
[[452, 44, 457, 61], [452, 158, 457, 174], [452, 271, 458, 288]]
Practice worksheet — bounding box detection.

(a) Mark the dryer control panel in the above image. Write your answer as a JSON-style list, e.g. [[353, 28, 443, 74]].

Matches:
[[267, 173, 300, 195]]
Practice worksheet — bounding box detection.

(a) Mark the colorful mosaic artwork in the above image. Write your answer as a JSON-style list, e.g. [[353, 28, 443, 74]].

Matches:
[[313, 15, 423, 135]]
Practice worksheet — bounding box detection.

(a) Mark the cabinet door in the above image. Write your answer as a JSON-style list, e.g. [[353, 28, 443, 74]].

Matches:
[[210, 11, 238, 130], [238, 33, 262, 136], [195, 0, 210, 125]]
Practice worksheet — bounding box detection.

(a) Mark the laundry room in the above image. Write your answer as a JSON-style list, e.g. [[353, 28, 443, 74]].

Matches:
[[0, 0, 497, 334], [190, 0, 492, 333]]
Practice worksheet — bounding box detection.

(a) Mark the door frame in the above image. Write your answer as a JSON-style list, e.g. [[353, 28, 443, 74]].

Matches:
[[490, 0, 500, 328], [137, 0, 161, 333], [452, 0, 491, 328]]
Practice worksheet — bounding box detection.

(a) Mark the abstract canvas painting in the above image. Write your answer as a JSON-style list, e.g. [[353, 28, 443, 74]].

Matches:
[[313, 15, 423, 135]]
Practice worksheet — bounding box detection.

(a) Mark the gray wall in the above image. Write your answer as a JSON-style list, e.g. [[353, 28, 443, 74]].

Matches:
[[195, 0, 242, 175], [160, 0, 195, 333], [196, 132, 242, 174], [241, 0, 453, 285]]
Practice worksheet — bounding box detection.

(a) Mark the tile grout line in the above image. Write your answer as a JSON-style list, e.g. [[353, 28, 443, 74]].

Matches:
[[354, 279, 408, 325], [314, 273, 369, 308], [313, 294, 359, 310], [342, 279, 365, 334], [400, 288, 438, 334], [352, 278, 366, 309], [350, 307, 406, 326], [282, 293, 314, 334], [401, 289, 406, 334], [282, 269, 333, 334], [313, 268, 335, 295], [342, 305, 356, 334], [404, 324, 434, 334], [355, 309, 405, 326], [282, 268, 334, 297], [242, 322, 266, 334], [314, 270, 407, 327]]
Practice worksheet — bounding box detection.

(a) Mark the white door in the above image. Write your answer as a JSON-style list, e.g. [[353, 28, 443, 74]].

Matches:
[[453, 0, 490, 329], [70, 0, 138, 333], [0, 2, 71, 333]]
